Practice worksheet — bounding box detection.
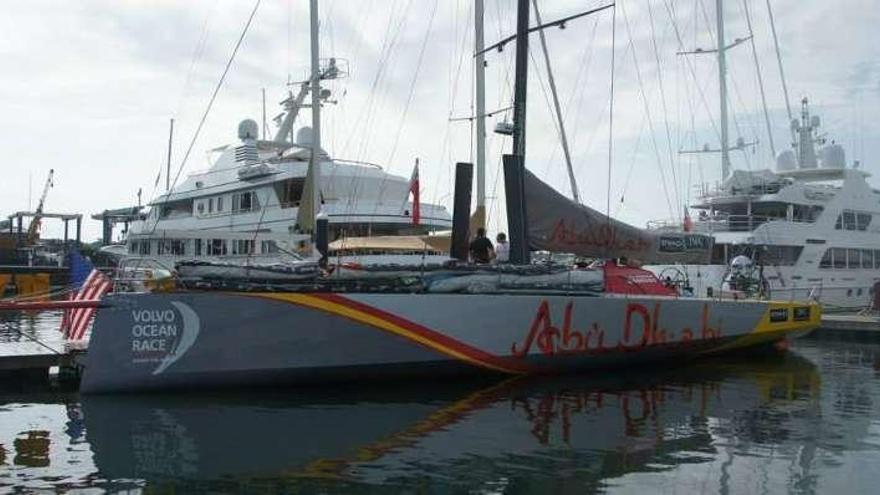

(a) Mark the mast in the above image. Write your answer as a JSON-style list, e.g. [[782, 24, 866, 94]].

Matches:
[[309, 0, 322, 231], [506, 0, 530, 265], [716, 0, 731, 181], [473, 0, 487, 230], [166, 118, 174, 192], [294, 0, 323, 244], [512, 0, 529, 159]]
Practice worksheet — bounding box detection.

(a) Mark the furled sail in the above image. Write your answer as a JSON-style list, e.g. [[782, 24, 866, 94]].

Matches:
[[524, 169, 712, 264]]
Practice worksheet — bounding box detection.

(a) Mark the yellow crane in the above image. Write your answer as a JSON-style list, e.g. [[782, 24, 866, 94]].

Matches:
[[26, 169, 54, 245]]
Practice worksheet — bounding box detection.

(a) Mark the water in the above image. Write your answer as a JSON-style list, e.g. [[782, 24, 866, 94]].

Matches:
[[2, 313, 880, 493]]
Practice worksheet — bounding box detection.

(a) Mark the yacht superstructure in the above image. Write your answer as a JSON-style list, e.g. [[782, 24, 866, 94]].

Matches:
[[125, 70, 451, 268], [649, 100, 879, 310]]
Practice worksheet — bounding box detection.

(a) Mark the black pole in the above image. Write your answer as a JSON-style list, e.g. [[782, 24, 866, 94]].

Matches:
[[503, 154, 529, 264], [506, 0, 531, 264], [315, 217, 329, 267], [450, 162, 474, 262], [512, 0, 529, 158]]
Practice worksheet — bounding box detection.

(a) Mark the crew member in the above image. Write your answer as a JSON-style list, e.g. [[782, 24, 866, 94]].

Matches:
[[495, 232, 509, 263], [469, 228, 495, 264]]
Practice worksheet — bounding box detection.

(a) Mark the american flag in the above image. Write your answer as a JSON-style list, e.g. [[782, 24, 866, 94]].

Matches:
[[60, 250, 112, 341]]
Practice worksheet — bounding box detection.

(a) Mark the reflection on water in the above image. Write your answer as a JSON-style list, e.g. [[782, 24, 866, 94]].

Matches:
[[1, 337, 880, 493]]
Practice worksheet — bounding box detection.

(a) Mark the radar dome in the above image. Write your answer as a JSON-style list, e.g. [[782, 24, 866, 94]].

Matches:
[[296, 126, 314, 146], [238, 119, 259, 140], [776, 149, 797, 171], [820, 143, 846, 169]]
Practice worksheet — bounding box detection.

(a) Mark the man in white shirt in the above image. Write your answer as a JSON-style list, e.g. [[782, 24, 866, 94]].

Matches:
[[495, 232, 509, 263]]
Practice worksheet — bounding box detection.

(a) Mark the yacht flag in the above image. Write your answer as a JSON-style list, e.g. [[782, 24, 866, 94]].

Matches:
[[683, 206, 694, 232], [60, 250, 112, 341], [409, 159, 421, 225]]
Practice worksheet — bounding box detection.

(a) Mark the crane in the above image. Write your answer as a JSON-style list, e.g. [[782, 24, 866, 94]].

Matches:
[[26, 169, 54, 244]]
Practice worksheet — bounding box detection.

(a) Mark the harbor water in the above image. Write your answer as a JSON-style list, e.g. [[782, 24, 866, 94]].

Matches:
[[2, 311, 880, 493]]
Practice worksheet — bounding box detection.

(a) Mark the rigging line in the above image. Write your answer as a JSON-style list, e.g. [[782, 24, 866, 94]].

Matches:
[[765, 0, 793, 123], [168, 0, 262, 198], [544, 14, 600, 169], [615, 111, 649, 217], [386, 0, 440, 167], [606, 2, 616, 223], [531, 0, 580, 204], [343, 0, 414, 223], [662, 0, 723, 145], [138, 0, 261, 254], [353, 1, 414, 164], [646, 0, 681, 214], [367, 0, 439, 226], [619, 1, 675, 220], [341, 0, 407, 156]]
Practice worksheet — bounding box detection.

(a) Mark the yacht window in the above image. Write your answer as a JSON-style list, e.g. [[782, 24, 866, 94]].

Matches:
[[197, 202, 205, 215], [138, 241, 151, 255], [760, 245, 803, 266], [261, 240, 279, 254], [857, 213, 872, 231], [217, 196, 224, 212], [233, 191, 259, 213], [863, 249, 874, 269], [819, 249, 832, 269], [194, 239, 203, 256], [848, 249, 861, 269], [275, 179, 306, 208], [875, 250, 880, 269], [844, 211, 856, 230], [207, 239, 227, 255], [832, 248, 847, 269], [209, 198, 214, 214], [232, 239, 255, 255], [129, 241, 138, 254]]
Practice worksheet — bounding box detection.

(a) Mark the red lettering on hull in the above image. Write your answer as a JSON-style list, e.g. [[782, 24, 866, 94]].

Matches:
[[512, 301, 723, 358]]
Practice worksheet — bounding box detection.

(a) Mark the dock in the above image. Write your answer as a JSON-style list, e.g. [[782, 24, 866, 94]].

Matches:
[[0, 350, 84, 384], [810, 314, 880, 340]]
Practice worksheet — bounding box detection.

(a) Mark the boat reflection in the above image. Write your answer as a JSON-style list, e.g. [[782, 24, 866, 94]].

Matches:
[[82, 351, 823, 489]]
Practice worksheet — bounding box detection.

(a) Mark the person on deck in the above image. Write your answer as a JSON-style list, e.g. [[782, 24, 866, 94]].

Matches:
[[495, 232, 509, 263], [469, 228, 495, 264]]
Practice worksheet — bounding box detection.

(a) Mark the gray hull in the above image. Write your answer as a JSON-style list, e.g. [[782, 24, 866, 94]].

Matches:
[[81, 292, 819, 393]]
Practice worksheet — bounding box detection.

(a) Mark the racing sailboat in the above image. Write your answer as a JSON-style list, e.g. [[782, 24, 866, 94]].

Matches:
[[79, 0, 819, 393]]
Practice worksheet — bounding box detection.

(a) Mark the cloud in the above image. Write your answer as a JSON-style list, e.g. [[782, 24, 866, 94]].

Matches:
[[0, 0, 878, 241]]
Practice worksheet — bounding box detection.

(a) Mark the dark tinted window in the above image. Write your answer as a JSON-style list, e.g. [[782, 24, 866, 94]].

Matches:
[[857, 213, 872, 231], [848, 249, 861, 269], [863, 249, 874, 269], [820, 249, 832, 268], [832, 248, 847, 269]]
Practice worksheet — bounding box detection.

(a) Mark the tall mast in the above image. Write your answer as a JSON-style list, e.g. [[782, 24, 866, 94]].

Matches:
[[512, 0, 530, 159], [716, 0, 731, 181], [308, 0, 322, 230], [474, 0, 487, 230]]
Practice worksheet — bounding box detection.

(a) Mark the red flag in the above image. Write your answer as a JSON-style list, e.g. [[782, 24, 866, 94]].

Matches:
[[409, 159, 420, 225], [683, 206, 694, 232]]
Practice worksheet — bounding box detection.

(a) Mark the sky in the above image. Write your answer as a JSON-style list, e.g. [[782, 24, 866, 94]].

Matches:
[[1, 0, 878, 242]]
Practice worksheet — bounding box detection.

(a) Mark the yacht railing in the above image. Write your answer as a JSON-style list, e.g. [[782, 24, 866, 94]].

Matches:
[[647, 214, 817, 233]]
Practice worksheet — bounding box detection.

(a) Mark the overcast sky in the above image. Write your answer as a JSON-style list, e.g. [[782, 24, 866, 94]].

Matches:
[[1, 0, 878, 241]]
